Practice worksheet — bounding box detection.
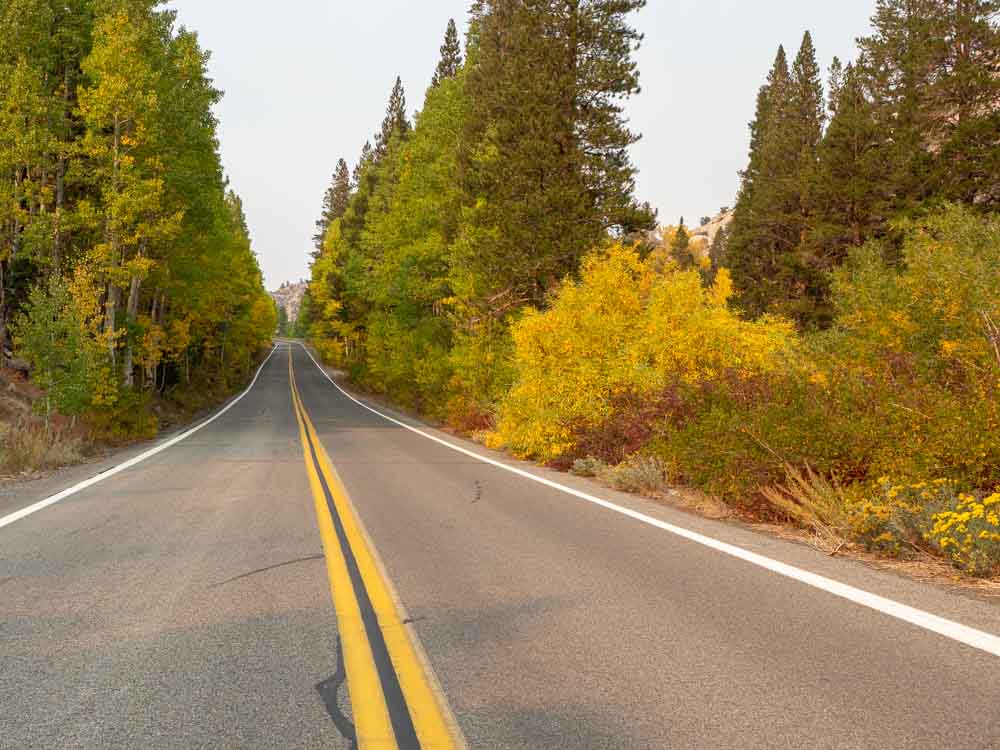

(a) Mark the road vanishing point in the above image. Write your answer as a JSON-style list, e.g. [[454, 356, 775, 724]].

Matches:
[[3, 343, 999, 749]]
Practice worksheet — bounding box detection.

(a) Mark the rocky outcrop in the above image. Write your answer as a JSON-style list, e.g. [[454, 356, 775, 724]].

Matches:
[[270, 281, 308, 323], [689, 209, 735, 246]]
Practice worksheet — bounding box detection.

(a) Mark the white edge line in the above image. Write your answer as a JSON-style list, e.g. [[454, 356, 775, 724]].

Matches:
[[0, 345, 280, 531], [297, 342, 1000, 659]]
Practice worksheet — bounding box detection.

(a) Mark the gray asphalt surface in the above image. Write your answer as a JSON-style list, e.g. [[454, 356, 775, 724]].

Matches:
[[3, 343, 999, 749]]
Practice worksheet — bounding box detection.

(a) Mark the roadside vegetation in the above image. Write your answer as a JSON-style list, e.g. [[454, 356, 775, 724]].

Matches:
[[301, 0, 1000, 578], [0, 0, 276, 473]]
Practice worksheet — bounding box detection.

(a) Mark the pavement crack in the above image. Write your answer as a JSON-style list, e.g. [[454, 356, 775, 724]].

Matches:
[[316, 636, 357, 748], [472, 479, 482, 503], [209, 553, 324, 587]]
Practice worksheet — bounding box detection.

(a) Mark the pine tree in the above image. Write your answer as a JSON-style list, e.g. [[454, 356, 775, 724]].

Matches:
[[814, 62, 890, 250], [728, 33, 830, 327], [920, 0, 1000, 205], [826, 56, 845, 118], [851, 0, 1000, 214], [669, 218, 691, 268], [727, 45, 794, 319], [352, 141, 373, 186], [708, 223, 729, 270], [431, 19, 462, 87], [458, 0, 652, 310], [857, 0, 941, 211], [313, 158, 351, 252], [789, 31, 825, 237], [374, 76, 409, 161]]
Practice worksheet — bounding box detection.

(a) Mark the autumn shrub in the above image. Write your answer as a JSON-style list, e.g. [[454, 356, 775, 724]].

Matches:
[[493, 243, 794, 461], [445, 323, 515, 431], [655, 207, 1000, 498]]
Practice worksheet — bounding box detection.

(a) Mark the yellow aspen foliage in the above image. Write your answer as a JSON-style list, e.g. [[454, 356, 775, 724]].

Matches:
[[493, 244, 795, 460]]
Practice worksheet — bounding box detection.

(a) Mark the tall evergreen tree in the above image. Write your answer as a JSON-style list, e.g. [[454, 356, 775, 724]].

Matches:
[[727, 45, 795, 319], [857, 0, 941, 211], [919, 0, 1000, 205], [374, 76, 409, 161], [458, 0, 653, 310], [352, 141, 373, 186], [431, 18, 462, 87], [729, 33, 830, 327], [313, 158, 351, 252], [813, 61, 890, 254], [826, 56, 845, 117], [789, 31, 825, 240]]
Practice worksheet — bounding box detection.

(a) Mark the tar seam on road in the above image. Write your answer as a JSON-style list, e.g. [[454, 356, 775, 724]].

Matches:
[[295, 342, 1000, 660], [209, 553, 325, 588]]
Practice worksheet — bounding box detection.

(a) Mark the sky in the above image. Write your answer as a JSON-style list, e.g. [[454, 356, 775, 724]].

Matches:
[[166, 0, 876, 290]]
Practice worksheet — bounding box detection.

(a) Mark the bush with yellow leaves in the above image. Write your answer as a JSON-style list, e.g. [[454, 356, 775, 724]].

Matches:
[[493, 243, 794, 461]]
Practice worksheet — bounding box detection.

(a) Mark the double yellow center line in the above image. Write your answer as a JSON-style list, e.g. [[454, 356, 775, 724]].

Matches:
[[288, 350, 463, 749]]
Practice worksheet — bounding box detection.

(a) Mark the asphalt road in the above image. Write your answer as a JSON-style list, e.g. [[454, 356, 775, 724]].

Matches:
[[3, 343, 999, 749]]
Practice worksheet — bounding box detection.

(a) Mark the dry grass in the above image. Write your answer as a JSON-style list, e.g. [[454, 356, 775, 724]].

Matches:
[[0, 418, 85, 476], [761, 463, 857, 554]]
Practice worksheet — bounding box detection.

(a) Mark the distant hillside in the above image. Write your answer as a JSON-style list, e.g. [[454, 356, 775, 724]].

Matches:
[[270, 281, 308, 323]]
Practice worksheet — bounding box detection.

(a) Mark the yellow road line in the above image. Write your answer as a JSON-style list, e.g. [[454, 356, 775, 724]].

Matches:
[[290, 353, 397, 748], [289, 349, 463, 750]]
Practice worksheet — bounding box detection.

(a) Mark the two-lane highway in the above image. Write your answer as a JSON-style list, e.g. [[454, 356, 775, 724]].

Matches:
[[3, 344, 999, 748]]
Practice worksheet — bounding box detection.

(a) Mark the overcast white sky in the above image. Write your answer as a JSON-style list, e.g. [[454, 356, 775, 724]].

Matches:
[[167, 0, 875, 289]]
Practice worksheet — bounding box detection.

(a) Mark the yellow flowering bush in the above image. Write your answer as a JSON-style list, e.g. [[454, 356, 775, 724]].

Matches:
[[925, 489, 1000, 576], [854, 479, 1000, 576]]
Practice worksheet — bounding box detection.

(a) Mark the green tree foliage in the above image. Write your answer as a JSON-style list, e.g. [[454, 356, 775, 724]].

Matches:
[[374, 76, 410, 161], [305, 2, 651, 420], [276, 303, 289, 337], [12, 272, 104, 421], [859, 0, 1000, 208], [293, 288, 314, 338], [0, 0, 274, 433], [669, 218, 691, 268], [811, 62, 890, 255]]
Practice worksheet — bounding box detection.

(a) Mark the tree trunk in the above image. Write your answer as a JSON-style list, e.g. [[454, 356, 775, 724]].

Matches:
[[0, 258, 7, 366], [104, 116, 122, 368], [53, 64, 72, 273], [122, 272, 141, 388]]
